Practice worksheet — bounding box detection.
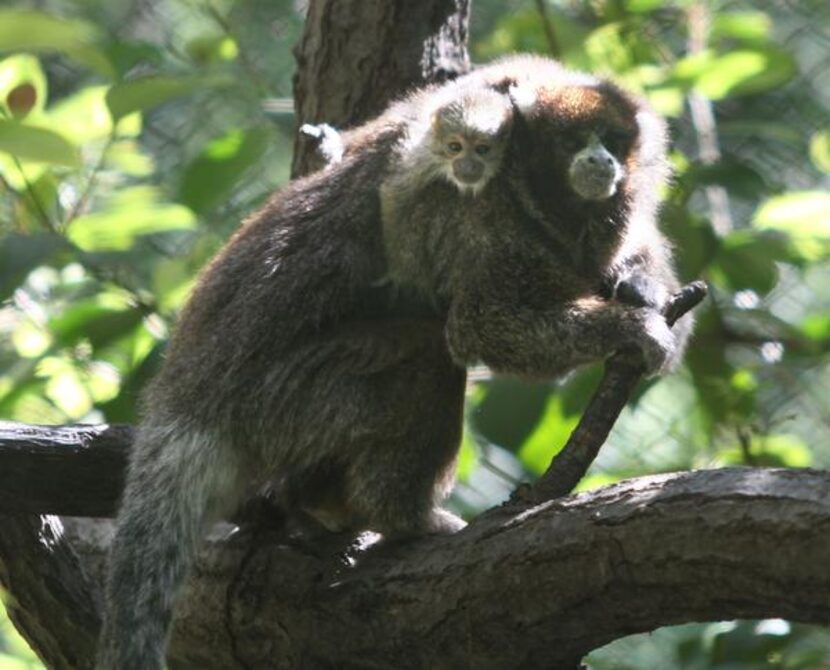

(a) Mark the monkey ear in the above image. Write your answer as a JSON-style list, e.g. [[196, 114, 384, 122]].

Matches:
[[507, 84, 537, 115]]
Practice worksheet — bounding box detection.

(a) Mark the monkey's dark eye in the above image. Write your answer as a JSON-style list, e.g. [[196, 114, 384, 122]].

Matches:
[[447, 141, 463, 154], [603, 131, 632, 156], [561, 136, 583, 153], [474, 144, 491, 156]]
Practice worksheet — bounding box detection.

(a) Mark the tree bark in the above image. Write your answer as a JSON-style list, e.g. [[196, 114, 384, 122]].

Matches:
[[0, 421, 130, 516], [2, 443, 829, 669]]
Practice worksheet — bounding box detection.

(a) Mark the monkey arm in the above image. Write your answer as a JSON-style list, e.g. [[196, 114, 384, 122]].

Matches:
[[446, 288, 678, 379]]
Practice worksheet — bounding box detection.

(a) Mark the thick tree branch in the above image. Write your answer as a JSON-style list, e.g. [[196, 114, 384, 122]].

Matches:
[[3, 465, 828, 669], [0, 421, 130, 517]]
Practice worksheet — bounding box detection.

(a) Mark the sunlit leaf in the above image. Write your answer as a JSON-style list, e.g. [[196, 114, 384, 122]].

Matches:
[[186, 34, 239, 64], [585, 22, 635, 74], [0, 120, 80, 167], [711, 11, 772, 43], [39, 357, 92, 419], [66, 186, 197, 251], [800, 313, 830, 342], [106, 74, 232, 121], [456, 429, 480, 483], [753, 191, 830, 261], [0, 55, 48, 120], [49, 298, 143, 350], [518, 395, 578, 475], [179, 127, 270, 214], [11, 321, 52, 358], [46, 85, 140, 144], [671, 47, 796, 99], [0, 10, 113, 77], [718, 434, 811, 468], [624, 0, 667, 13], [809, 129, 830, 174]]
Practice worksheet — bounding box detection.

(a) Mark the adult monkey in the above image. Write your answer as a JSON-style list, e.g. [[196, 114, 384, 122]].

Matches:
[[97, 56, 688, 669]]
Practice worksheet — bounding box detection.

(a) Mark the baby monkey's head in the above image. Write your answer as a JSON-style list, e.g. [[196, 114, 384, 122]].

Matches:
[[429, 88, 513, 196]]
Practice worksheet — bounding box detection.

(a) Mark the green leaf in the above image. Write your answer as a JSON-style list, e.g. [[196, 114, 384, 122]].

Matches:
[[185, 34, 239, 64], [711, 11, 772, 43], [686, 157, 769, 200], [714, 230, 788, 294], [46, 85, 140, 145], [49, 300, 143, 350], [455, 429, 480, 483], [800, 313, 830, 342], [67, 186, 197, 251], [624, 0, 667, 14], [179, 127, 270, 214], [0, 10, 113, 77], [518, 395, 579, 475], [753, 191, 830, 261], [718, 434, 812, 468], [0, 233, 67, 301], [0, 120, 80, 167], [106, 75, 231, 121], [671, 47, 797, 99], [809, 129, 830, 174], [0, 54, 48, 119], [719, 120, 802, 145]]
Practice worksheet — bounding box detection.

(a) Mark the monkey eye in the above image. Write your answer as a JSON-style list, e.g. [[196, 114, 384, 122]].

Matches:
[[603, 131, 632, 155], [446, 141, 463, 154], [561, 136, 584, 153], [474, 144, 491, 156]]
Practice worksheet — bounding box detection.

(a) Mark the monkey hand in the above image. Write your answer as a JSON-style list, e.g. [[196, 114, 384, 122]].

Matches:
[[618, 306, 678, 376], [612, 272, 669, 311]]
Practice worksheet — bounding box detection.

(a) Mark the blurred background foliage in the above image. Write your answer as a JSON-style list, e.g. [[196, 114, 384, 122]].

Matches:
[[0, 0, 828, 667]]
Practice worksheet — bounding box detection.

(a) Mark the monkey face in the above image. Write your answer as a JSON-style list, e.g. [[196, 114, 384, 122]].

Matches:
[[428, 89, 514, 197], [519, 84, 644, 208], [441, 133, 501, 194], [566, 132, 627, 201]]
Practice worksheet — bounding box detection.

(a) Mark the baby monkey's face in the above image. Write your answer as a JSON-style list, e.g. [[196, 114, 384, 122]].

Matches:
[[429, 90, 513, 197], [441, 131, 501, 194]]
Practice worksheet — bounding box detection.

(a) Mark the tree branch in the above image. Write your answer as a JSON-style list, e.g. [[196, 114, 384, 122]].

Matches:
[[3, 465, 828, 669], [0, 421, 130, 517], [527, 281, 708, 503]]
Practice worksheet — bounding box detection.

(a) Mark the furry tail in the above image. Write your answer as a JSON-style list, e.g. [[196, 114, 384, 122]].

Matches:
[[97, 424, 240, 670]]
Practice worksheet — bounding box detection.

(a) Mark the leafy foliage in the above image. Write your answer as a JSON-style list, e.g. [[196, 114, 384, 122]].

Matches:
[[1, 0, 829, 666]]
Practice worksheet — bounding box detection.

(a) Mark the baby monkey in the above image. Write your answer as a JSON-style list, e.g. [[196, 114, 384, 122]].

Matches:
[[375, 86, 514, 298]]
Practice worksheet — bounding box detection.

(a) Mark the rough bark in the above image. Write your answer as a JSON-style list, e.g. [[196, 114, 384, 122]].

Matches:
[[0, 421, 130, 516], [291, 0, 470, 177], [2, 455, 829, 669]]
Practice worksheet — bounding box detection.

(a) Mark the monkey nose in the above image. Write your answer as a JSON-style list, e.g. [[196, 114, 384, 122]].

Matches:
[[453, 158, 484, 184]]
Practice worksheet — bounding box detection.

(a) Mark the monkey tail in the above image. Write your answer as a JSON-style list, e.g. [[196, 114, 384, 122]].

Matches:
[[97, 423, 241, 670]]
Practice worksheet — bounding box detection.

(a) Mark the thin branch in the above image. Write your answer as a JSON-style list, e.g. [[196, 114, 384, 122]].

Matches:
[[533, 0, 561, 58], [62, 131, 117, 229], [525, 281, 708, 503]]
